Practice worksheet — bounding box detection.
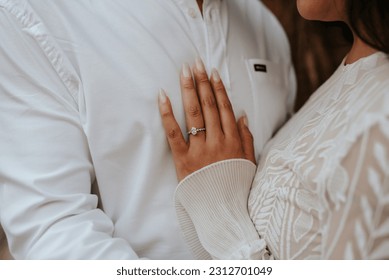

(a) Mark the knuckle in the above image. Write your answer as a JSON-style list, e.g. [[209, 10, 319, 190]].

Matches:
[[219, 100, 232, 111], [161, 110, 173, 119], [181, 79, 195, 90], [197, 74, 210, 85], [167, 127, 180, 140], [186, 104, 202, 118], [213, 82, 225, 92], [201, 96, 216, 108]]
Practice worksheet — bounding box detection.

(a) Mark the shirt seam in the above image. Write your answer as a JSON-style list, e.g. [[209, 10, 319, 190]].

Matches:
[[0, 0, 80, 112]]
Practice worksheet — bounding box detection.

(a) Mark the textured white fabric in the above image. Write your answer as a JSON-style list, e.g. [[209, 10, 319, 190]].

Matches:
[[0, 0, 295, 259], [175, 52, 389, 259], [175, 159, 260, 259]]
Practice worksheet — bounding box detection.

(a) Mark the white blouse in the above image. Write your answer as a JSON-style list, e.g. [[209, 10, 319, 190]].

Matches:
[[175, 52, 389, 259]]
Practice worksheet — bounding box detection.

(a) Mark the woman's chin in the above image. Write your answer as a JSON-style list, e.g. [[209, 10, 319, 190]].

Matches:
[[296, 0, 346, 22]]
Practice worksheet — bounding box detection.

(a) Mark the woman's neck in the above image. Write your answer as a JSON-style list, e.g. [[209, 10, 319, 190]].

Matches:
[[345, 35, 378, 65]]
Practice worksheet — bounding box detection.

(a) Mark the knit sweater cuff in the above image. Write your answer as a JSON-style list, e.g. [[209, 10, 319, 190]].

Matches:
[[175, 159, 267, 259]]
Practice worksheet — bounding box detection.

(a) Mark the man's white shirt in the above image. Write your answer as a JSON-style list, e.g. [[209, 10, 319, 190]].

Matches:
[[0, 0, 295, 259]]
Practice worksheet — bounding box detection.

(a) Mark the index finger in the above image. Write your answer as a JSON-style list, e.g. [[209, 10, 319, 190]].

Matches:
[[158, 89, 188, 157]]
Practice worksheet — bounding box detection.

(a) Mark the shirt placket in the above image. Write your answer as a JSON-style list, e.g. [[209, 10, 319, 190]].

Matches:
[[202, 0, 230, 89], [174, 0, 230, 89]]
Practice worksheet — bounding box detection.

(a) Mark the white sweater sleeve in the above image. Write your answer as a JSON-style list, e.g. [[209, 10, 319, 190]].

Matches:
[[175, 159, 271, 259]]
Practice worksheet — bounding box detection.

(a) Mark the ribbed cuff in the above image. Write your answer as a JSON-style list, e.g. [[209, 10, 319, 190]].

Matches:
[[175, 159, 266, 259]]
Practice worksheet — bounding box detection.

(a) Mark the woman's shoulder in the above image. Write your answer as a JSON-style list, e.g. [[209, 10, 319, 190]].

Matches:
[[353, 52, 389, 115], [335, 52, 389, 117], [364, 52, 389, 83], [328, 53, 389, 166]]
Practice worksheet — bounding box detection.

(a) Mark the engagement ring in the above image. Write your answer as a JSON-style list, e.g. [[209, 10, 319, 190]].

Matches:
[[187, 127, 206, 136]]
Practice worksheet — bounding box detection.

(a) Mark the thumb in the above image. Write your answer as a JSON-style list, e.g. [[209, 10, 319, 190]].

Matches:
[[237, 116, 256, 165]]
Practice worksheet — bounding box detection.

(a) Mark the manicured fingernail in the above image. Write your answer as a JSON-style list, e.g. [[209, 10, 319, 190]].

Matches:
[[159, 88, 167, 103], [195, 57, 205, 72], [182, 63, 191, 78], [212, 68, 220, 82], [242, 115, 248, 127]]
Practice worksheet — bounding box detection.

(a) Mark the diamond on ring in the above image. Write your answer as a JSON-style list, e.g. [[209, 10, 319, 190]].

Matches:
[[188, 127, 206, 136]]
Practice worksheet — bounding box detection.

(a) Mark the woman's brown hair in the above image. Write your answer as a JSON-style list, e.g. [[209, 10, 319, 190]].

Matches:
[[347, 0, 389, 53]]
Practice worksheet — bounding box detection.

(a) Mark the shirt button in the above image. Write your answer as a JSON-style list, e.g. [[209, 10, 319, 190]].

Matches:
[[188, 8, 197, 18]]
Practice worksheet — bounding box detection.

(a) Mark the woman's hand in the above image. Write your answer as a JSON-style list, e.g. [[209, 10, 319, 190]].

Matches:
[[158, 58, 256, 181]]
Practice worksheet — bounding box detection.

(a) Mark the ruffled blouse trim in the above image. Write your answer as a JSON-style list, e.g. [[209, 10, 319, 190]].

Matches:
[[175, 159, 258, 260], [229, 239, 272, 259], [0, 0, 80, 110]]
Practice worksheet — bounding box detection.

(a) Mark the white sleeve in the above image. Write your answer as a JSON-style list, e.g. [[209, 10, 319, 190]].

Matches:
[[0, 3, 138, 259], [175, 159, 272, 259], [323, 119, 389, 259]]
